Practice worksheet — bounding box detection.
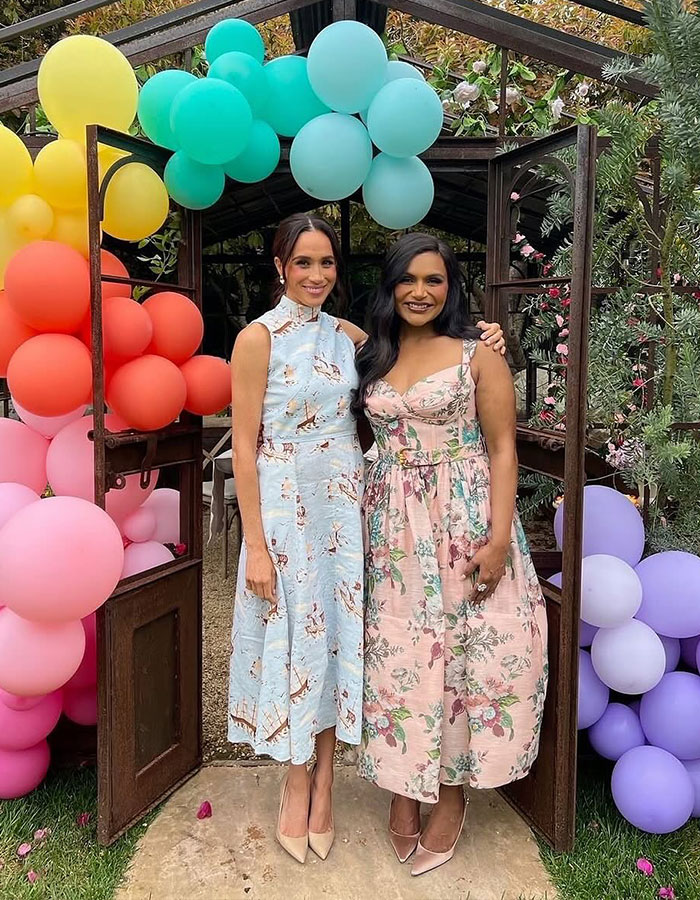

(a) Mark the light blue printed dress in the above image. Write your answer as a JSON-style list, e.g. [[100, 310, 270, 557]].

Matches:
[[228, 295, 364, 763]]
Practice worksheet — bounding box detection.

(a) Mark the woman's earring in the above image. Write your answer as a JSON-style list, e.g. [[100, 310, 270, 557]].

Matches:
[[279, 275, 284, 285]]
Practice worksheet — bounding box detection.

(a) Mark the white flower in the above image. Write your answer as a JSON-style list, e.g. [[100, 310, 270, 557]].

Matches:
[[472, 60, 487, 74], [550, 97, 564, 122], [453, 80, 481, 105], [576, 81, 590, 98], [487, 99, 498, 113], [505, 86, 520, 106], [441, 98, 453, 111]]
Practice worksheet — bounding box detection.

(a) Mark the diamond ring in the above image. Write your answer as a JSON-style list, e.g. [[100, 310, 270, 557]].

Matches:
[[476, 582, 488, 593]]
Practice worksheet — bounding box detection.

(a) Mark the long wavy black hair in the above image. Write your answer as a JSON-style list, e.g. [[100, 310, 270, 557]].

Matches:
[[352, 232, 481, 416]]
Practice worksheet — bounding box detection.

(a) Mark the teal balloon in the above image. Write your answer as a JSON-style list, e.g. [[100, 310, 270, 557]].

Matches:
[[367, 78, 443, 158], [307, 21, 387, 114], [170, 78, 252, 166], [290, 113, 372, 202], [138, 70, 196, 150], [208, 51, 268, 117], [205, 19, 265, 64], [164, 152, 225, 210], [224, 120, 280, 183], [263, 56, 330, 137], [362, 154, 434, 230], [386, 60, 425, 83]]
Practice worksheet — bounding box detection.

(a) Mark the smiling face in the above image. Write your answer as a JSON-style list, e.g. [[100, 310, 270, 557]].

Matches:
[[393, 251, 449, 328], [275, 229, 337, 310]]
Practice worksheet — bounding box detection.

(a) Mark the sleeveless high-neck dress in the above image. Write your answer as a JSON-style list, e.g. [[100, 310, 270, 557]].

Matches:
[[228, 296, 364, 763], [358, 339, 548, 801]]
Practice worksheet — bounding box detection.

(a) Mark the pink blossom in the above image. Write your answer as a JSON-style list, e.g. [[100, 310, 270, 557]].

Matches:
[[556, 343, 569, 356], [514, 232, 525, 244], [555, 314, 564, 327], [673, 273, 681, 284], [510, 191, 520, 201], [540, 302, 550, 311], [633, 378, 644, 388], [543, 263, 552, 274], [548, 287, 561, 299], [693, 290, 700, 300], [559, 328, 569, 338], [33, 829, 49, 842], [658, 888, 675, 899], [521, 244, 535, 257], [544, 396, 556, 406], [17, 843, 32, 859], [637, 858, 654, 876], [27, 871, 39, 884], [561, 297, 571, 308], [174, 542, 187, 556], [197, 801, 213, 819], [534, 252, 545, 260], [539, 410, 554, 422], [76, 812, 91, 828]]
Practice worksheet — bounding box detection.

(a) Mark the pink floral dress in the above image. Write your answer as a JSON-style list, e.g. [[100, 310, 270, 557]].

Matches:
[[357, 339, 548, 802]]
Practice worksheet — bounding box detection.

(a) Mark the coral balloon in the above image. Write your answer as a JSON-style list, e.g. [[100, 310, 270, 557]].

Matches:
[[140, 488, 180, 544], [7, 194, 54, 242], [108, 356, 186, 431], [48, 208, 91, 257], [8, 334, 92, 417], [0, 690, 62, 751], [0, 609, 85, 696], [180, 355, 231, 415], [0, 418, 48, 494], [121, 541, 174, 578], [0, 741, 51, 800], [121, 507, 157, 544], [65, 614, 97, 691], [33, 139, 87, 210], [4, 240, 90, 332], [13, 399, 87, 440], [143, 291, 203, 364], [0, 124, 33, 205], [63, 685, 97, 726], [100, 249, 131, 299], [0, 496, 124, 623], [82, 296, 153, 362], [0, 290, 36, 377], [102, 163, 169, 242], [0, 482, 40, 531], [37, 35, 138, 142]]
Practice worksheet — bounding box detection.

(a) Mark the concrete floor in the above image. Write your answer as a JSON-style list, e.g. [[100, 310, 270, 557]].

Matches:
[[116, 764, 556, 900]]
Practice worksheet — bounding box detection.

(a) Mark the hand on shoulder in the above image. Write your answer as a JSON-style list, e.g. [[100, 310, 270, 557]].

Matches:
[[336, 318, 368, 348]]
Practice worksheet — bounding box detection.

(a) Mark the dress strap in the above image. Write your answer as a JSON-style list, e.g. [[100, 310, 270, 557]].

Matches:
[[462, 337, 479, 366]]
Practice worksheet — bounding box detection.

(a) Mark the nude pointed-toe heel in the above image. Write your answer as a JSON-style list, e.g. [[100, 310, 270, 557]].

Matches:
[[410, 796, 467, 877], [275, 773, 308, 864], [308, 764, 335, 860], [388, 795, 421, 863]]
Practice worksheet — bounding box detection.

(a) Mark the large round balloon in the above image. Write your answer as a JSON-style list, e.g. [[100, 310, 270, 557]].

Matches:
[[0, 609, 85, 696], [103, 164, 170, 242], [171, 79, 252, 166], [0, 741, 51, 800], [107, 356, 187, 432], [367, 78, 443, 157], [612, 745, 694, 833], [180, 355, 232, 415], [263, 56, 330, 137], [48, 208, 91, 257], [580, 554, 642, 628], [81, 296, 153, 363], [209, 51, 268, 117], [362, 154, 434, 230], [0, 125, 34, 205], [33, 139, 87, 210], [290, 114, 372, 201], [46, 414, 158, 524], [224, 120, 280, 184], [307, 21, 387, 114], [588, 702, 645, 761], [640, 671, 700, 760], [140, 488, 180, 544], [0, 482, 40, 532], [121, 507, 157, 544], [8, 195, 54, 243], [164, 152, 226, 211], [143, 291, 204, 364], [7, 334, 92, 417], [62, 685, 97, 726], [0, 418, 48, 494], [636, 551, 700, 638], [12, 400, 87, 441], [65, 614, 97, 691], [0, 689, 62, 751], [121, 541, 175, 579], [37, 35, 138, 142], [138, 69, 197, 149], [205, 18, 265, 64], [0, 496, 124, 623], [578, 649, 609, 729], [591, 618, 666, 694], [0, 290, 36, 378], [683, 758, 700, 817], [554, 485, 645, 567], [5, 240, 90, 333]]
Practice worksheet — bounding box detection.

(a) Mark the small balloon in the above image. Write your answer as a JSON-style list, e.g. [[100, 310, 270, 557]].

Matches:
[[290, 114, 372, 201], [591, 619, 666, 695], [580, 554, 642, 628], [636, 551, 700, 638], [205, 19, 265, 64], [0, 610, 85, 697], [0, 418, 48, 494], [554, 485, 644, 567], [640, 671, 700, 760], [612, 745, 694, 833], [588, 702, 645, 761], [121, 507, 157, 544], [171, 79, 252, 166], [0, 741, 51, 800], [48, 208, 91, 257], [307, 21, 387, 114], [0, 290, 36, 378], [12, 399, 87, 440], [107, 356, 187, 432], [208, 51, 268, 117], [224, 120, 280, 184], [0, 124, 34, 205], [0, 690, 62, 751], [7, 194, 54, 242], [121, 541, 175, 578], [7, 334, 92, 417], [180, 355, 232, 415], [263, 56, 330, 137], [62, 684, 97, 726], [103, 163, 170, 242], [367, 78, 443, 158], [140, 489, 181, 544], [164, 152, 226, 210], [143, 291, 204, 364], [138, 69, 197, 149], [362, 153, 434, 230], [33, 139, 87, 210]]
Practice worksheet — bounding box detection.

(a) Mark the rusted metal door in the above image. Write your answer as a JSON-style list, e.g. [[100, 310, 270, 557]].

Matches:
[[85, 126, 204, 845], [485, 124, 597, 851]]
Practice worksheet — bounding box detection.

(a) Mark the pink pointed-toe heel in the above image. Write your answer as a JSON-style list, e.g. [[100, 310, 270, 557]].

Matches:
[[308, 764, 335, 860], [388, 795, 421, 863], [410, 794, 468, 877]]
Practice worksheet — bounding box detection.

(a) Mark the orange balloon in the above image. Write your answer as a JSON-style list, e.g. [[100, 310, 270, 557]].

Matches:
[[0, 291, 37, 377], [5, 241, 90, 333], [7, 334, 92, 416], [81, 296, 153, 362], [143, 292, 203, 364], [107, 355, 186, 431], [100, 249, 131, 299], [180, 355, 231, 416]]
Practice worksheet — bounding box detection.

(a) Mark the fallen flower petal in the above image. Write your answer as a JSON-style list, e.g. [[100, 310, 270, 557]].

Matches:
[[637, 858, 654, 876], [27, 871, 39, 884], [33, 829, 49, 842], [658, 888, 675, 899], [17, 843, 32, 859], [197, 801, 213, 819], [76, 812, 91, 827]]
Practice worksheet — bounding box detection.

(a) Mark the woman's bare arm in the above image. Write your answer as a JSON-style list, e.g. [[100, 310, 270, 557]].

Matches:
[[337, 318, 368, 347]]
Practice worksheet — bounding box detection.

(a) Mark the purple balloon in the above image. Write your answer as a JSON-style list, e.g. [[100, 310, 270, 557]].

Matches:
[[628, 698, 642, 715], [548, 572, 562, 589], [681, 635, 700, 669], [578, 649, 609, 729], [612, 746, 694, 833], [588, 702, 645, 761], [683, 759, 700, 817], [640, 671, 700, 760], [659, 635, 681, 673], [580, 620, 598, 648], [636, 552, 700, 638], [554, 485, 644, 567]]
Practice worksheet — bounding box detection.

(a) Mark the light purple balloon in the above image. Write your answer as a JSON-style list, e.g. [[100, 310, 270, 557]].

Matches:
[[580, 620, 598, 648], [640, 671, 700, 760], [588, 702, 645, 761], [554, 485, 645, 567], [682, 759, 700, 817], [578, 649, 609, 729], [636, 552, 700, 638], [591, 619, 666, 695], [681, 635, 700, 669], [612, 745, 694, 833], [628, 698, 642, 715], [659, 635, 681, 673], [548, 572, 562, 589]]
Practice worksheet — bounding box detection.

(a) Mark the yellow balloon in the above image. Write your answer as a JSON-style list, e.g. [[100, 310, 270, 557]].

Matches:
[[98, 143, 129, 182], [48, 208, 93, 257], [0, 210, 25, 289], [102, 163, 170, 242], [8, 194, 55, 242], [0, 125, 34, 206], [34, 139, 87, 211], [37, 35, 138, 143]]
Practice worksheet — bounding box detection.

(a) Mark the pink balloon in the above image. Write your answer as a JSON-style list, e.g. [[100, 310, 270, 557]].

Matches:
[[0, 418, 48, 494], [0, 740, 51, 799], [121, 506, 157, 543], [13, 398, 88, 440], [0, 610, 85, 696], [121, 541, 174, 579], [65, 614, 97, 690], [140, 488, 180, 544], [0, 482, 40, 531], [0, 689, 62, 751], [0, 688, 44, 712], [63, 684, 97, 726], [0, 496, 124, 623], [46, 414, 159, 525]]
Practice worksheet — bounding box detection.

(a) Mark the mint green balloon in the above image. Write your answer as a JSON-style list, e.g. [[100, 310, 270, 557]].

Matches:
[[290, 113, 372, 201], [170, 78, 252, 165], [362, 154, 434, 229], [263, 56, 330, 137], [208, 51, 268, 117], [138, 70, 196, 149], [359, 61, 424, 123], [367, 78, 443, 158], [205, 19, 265, 64], [164, 152, 225, 210], [307, 21, 387, 114], [224, 120, 280, 183]]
